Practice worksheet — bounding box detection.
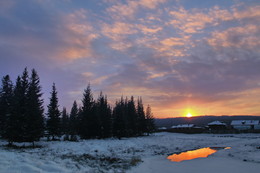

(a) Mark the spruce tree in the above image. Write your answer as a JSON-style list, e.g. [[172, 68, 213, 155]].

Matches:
[[79, 84, 95, 139], [69, 101, 79, 139], [127, 96, 137, 137], [145, 105, 155, 135], [112, 97, 126, 139], [25, 69, 44, 142], [137, 97, 146, 135], [46, 83, 61, 140], [95, 92, 112, 138], [0, 75, 13, 138], [6, 76, 22, 143], [7, 68, 30, 142], [61, 107, 69, 135]]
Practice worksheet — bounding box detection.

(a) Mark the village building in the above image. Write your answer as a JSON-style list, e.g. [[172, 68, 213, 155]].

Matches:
[[231, 120, 260, 131], [208, 121, 227, 130], [170, 124, 204, 133], [207, 121, 227, 133]]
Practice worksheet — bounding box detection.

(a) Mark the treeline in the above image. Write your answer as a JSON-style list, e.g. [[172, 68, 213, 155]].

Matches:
[[0, 68, 155, 144]]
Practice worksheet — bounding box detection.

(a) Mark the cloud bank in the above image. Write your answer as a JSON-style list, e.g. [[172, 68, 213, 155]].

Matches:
[[0, 0, 259, 117]]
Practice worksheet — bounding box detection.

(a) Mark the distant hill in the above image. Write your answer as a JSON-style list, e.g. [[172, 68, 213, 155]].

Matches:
[[155, 116, 260, 128]]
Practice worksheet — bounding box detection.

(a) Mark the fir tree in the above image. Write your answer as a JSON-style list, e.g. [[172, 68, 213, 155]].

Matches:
[[61, 107, 69, 135], [95, 92, 112, 138], [145, 104, 155, 135], [69, 101, 79, 139], [79, 84, 95, 139], [46, 83, 61, 140], [0, 75, 13, 138], [25, 69, 44, 143], [126, 96, 137, 137], [112, 97, 126, 139], [6, 76, 22, 143], [7, 68, 29, 142], [137, 97, 146, 135]]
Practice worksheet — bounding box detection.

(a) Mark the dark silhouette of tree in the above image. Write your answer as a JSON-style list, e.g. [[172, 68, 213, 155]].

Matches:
[[95, 92, 112, 138], [0, 69, 155, 142], [25, 69, 44, 143], [6, 76, 23, 143], [46, 83, 61, 140], [61, 107, 69, 135], [145, 104, 155, 135], [126, 96, 137, 137], [79, 84, 95, 139], [137, 97, 146, 135], [112, 97, 126, 139], [69, 100, 79, 140], [7, 68, 29, 142], [0, 75, 13, 138], [112, 96, 153, 138]]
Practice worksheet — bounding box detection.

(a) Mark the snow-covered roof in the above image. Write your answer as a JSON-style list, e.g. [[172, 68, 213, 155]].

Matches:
[[171, 124, 195, 128], [208, 121, 226, 126], [231, 120, 259, 126]]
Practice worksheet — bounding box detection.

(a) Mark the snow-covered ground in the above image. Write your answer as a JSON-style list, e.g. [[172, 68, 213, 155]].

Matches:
[[1, 132, 260, 173]]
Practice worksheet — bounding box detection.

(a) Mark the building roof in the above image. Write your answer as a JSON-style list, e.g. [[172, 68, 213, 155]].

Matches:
[[231, 120, 259, 126], [208, 121, 226, 126], [171, 124, 195, 128]]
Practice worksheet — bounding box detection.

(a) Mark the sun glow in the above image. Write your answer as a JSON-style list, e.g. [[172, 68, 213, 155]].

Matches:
[[186, 113, 192, 118]]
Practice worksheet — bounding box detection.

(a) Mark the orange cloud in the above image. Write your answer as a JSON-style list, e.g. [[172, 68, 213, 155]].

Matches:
[[107, 2, 138, 20], [137, 24, 162, 34], [161, 37, 186, 46], [168, 5, 260, 35], [101, 22, 137, 51], [233, 5, 260, 20], [109, 41, 133, 51], [139, 35, 192, 57], [209, 6, 233, 22], [57, 9, 99, 61], [139, 0, 167, 9], [106, 0, 166, 19], [169, 7, 213, 33], [208, 25, 260, 49], [102, 22, 137, 40], [147, 71, 168, 79]]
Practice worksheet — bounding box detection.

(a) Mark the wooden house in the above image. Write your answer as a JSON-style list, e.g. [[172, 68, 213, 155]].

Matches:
[[231, 120, 260, 131]]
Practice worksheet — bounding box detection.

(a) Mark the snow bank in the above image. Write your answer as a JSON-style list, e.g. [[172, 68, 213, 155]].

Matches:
[[0, 133, 260, 173]]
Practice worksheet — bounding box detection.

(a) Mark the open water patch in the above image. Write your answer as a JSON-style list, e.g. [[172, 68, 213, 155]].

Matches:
[[167, 147, 231, 162]]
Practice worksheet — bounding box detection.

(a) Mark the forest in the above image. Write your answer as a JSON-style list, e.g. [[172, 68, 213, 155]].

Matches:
[[0, 68, 155, 144]]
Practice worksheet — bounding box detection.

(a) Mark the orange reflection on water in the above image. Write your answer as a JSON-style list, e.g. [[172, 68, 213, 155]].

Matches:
[[167, 147, 217, 162]]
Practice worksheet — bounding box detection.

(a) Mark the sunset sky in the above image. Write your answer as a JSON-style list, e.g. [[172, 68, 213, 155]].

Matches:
[[0, 0, 259, 118]]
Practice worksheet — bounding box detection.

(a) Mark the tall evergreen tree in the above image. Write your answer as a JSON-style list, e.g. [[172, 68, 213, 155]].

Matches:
[[6, 76, 22, 142], [69, 101, 79, 138], [46, 83, 61, 140], [7, 68, 30, 142], [126, 96, 137, 137], [145, 104, 155, 135], [137, 97, 146, 135], [112, 97, 126, 139], [25, 69, 44, 142], [95, 92, 112, 138], [61, 107, 69, 135], [79, 84, 95, 139], [0, 75, 13, 138]]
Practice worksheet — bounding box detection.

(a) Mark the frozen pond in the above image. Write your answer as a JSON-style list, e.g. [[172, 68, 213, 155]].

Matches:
[[167, 147, 231, 162]]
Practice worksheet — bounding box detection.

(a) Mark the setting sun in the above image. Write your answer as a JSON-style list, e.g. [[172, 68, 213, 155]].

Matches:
[[186, 113, 193, 118]]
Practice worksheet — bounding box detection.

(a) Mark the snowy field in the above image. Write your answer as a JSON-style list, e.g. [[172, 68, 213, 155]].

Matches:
[[1, 132, 260, 173]]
